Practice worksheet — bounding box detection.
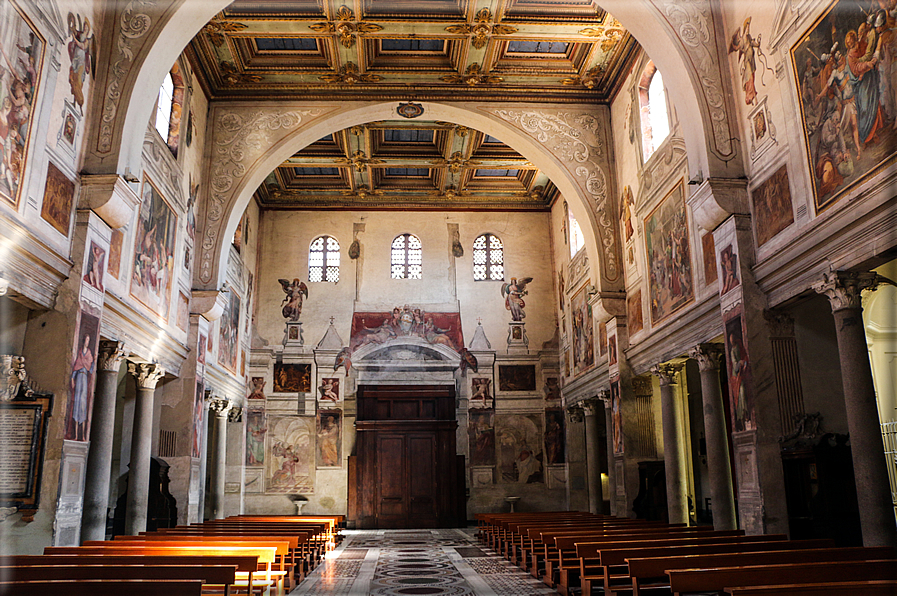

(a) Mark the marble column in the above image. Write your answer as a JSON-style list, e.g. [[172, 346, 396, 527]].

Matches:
[[814, 271, 897, 547], [125, 361, 164, 535], [208, 396, 233, 520], [689, 344, 736, 530], [599, 390, 616, 516], [80, 340, 127, 542], [582, 398, 604, 514], [652, 363, 688, 524]]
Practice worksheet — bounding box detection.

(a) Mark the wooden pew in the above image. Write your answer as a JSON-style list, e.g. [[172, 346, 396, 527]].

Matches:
[[666, 559, 897, 596], [626, 545, 893, 596], [0, 564, 236, 595], [724, 580, 897, 595], [0, 579, 204, 596]]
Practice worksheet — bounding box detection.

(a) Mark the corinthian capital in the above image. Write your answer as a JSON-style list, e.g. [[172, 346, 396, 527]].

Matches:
[[688, 344, 723, 371], [127, 362, 164, 389], [650, 363, 682, 386], [208, 396, 233, 417], [97, 340, 127, 372], [813, 271, 882, 312]]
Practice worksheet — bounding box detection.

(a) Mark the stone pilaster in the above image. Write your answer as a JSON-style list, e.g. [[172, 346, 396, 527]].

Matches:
[[651, 363, 688, 524], [689, 344, 736, 530], [814, 271, 896, 547], [763, 310, 805, 436], [124, 362, 164, 535], [80, 340, 126, 542]]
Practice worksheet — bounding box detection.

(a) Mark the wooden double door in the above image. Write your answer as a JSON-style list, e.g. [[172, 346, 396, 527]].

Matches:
[[351, 385, 463, 529]]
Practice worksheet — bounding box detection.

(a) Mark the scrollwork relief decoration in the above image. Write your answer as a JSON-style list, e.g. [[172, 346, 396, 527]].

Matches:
[[490, 109, 618, 282], [651, 0, 735, 161], [199, 108, 325, 284], [99, 0, 159, 154]]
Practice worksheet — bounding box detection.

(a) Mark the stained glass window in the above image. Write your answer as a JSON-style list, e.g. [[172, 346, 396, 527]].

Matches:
[[309, 235, 340, 283], [473, 233, 504, 281], [391, 234, 422, 279]]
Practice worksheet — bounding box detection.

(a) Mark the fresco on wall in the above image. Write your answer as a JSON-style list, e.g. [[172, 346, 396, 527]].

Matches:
[[792, 0, 897, 212], [501, 276, 532, 321], [469, 408, 495, 466], [40, 163, 75, 236], [470, 377, 493, 408], [318, 378, 340, 403], [628, 289, 643, 335], [65, 13, 95, 112], [0, 3, 44, 209], [273, 363, 311, 393], [557, 269, 565, 312], [544, 408, 566, 465], [608, 334, 617, 366], [496, 413, 543, 484], [278, 278, 308, 322], [107, 228, 124, 280], [176, 291, 189, 332], [498, 365, 536, 392], [192, 380, 203, 458], [65, 310, 100, 441], [130, 177, 177, 319], [645, 181, 694, 324], [197, 333, 207, 365], [720, 245, 741, 295], [571, 284, 595, 376], [248, 377, 265, 399], [728, 16, 774, 106], [611, 380, 623, 454], [752, 164, 794, 246], [701, 232, 717, 286], [350, 308, 463, 352], [598, 321, 607, 357], [266, 416, 314, 493], [82, 241, 106, 293], [724, 310, 754, 432], [543, 377, 561, 401], [316, 409, 341, 468], [217, 290, 240, 372], [245, 407, 266, 466]]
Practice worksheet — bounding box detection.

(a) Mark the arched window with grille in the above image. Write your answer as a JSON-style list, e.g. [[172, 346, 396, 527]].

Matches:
[[639, 61, 671, 161], [391, 233, 422, 279], [309, 235, 340, 283], [473, 233, 504, 281]]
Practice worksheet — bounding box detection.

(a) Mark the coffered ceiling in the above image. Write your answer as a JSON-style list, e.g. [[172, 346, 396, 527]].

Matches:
[[188, 0, 640, 210]]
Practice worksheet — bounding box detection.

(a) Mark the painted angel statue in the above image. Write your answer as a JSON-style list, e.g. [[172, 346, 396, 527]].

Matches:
[[501, 276, 533, 321], [278, 278, 308, 321]]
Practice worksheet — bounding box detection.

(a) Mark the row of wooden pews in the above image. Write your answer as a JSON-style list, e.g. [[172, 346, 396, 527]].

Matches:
[[476, 511, 897, 595], [1, 514, 343, 596]]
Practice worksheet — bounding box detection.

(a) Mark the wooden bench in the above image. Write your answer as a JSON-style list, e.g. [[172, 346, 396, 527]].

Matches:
[[0, 564, 236, 595], [723, 580, 897, 595], [667, 559, 897, 596], [0, 579, 204, 596]]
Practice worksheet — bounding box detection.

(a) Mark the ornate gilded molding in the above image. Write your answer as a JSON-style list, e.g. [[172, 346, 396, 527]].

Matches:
[[97, 340, 127, 372], [650, 0, 735, 160], [440, 63, 502, 86], [688, 343, 722, 371], [219, 61, 263, 85], [309, 6, 383, 49], [335, 150, 384, 172], [562, 66, 604, 89], [445, 8, 517, 50], [99, 0, 159, 154], [127, 361, 165, 389], [813, 271, 883, 312], [202, 18, 248, 47], [430, 151, 481, 173], [319, 62, 382, 84], [199, 108, 325, 285], [489, 108, 617, 282], [579, 27, 625, 52]]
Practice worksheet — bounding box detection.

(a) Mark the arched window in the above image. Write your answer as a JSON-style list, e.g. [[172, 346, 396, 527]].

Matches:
[[639, 62, 670, 161], [391, 233, 422, 279], [473, 233, 504, 281], [569, 212, 584, 258], [309, 235, 340, 283], [154, 72, 174, 140]]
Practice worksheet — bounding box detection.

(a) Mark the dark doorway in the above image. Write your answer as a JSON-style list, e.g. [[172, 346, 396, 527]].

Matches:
[[351, 385, 463, 528]]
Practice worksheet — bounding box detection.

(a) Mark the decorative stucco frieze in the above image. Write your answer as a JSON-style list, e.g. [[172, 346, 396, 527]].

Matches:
[[198, 108, 325, 284], [99, 0, 161, 154], [487, 108, 619, 283], [650, 0, 735, 161]]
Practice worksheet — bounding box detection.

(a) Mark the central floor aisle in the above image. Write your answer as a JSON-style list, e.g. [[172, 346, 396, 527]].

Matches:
[[291, 528, 558, 595]]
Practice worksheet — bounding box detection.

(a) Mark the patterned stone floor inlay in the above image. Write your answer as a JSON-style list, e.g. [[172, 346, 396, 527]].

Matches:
[[289, 529, 558, 595]]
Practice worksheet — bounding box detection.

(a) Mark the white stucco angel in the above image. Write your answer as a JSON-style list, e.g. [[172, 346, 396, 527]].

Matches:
[[501, 276, 532, 321], [278, 278, 308, 322]]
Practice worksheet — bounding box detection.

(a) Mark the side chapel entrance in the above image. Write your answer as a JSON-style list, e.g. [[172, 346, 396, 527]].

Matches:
[[351, 385, 464, 528]]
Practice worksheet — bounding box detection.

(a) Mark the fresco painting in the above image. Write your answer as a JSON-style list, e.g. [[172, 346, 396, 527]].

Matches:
[[702, 232, 717, 286], [107, 228, 124, 280], [496, 413, 543, 484], [217, 290, 240, 372], [498, 365, 536, 392], [273, 363, 311, 393], [544, 408, 565, 465], [628, 289, 643, 335], [65, 309, 100, 441], [266, 416, 314, 493], [468, 408, 495, 466], [724, 310, 755, 432], [752, 164, 794, 246], [611, 380, 623, 454], [645, 181, 694, 324], [470, 377, 493, 408], [571, 284, 595, 376], [130, 178, 177, 319], [316, 410, 341, 468], [192, 380, 204, 458], [40, 163, 75, 236], [245, 407, 266, 466]]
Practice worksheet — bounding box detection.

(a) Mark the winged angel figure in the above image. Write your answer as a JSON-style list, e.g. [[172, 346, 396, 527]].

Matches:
[[278, 278, 308, 322], [501, 277, 533, 321]]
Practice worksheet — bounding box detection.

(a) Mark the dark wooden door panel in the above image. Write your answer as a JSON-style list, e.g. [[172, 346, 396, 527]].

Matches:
[[377, 435, 406, 520], [409, 434, 437, 524]]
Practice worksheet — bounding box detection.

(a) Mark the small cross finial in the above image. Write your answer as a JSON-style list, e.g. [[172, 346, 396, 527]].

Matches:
[[329, 316, 335, 325], [476, 317, 483, 325]]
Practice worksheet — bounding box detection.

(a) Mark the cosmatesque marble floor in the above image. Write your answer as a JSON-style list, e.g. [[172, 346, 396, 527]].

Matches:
[[290, 529, 558, 596]]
